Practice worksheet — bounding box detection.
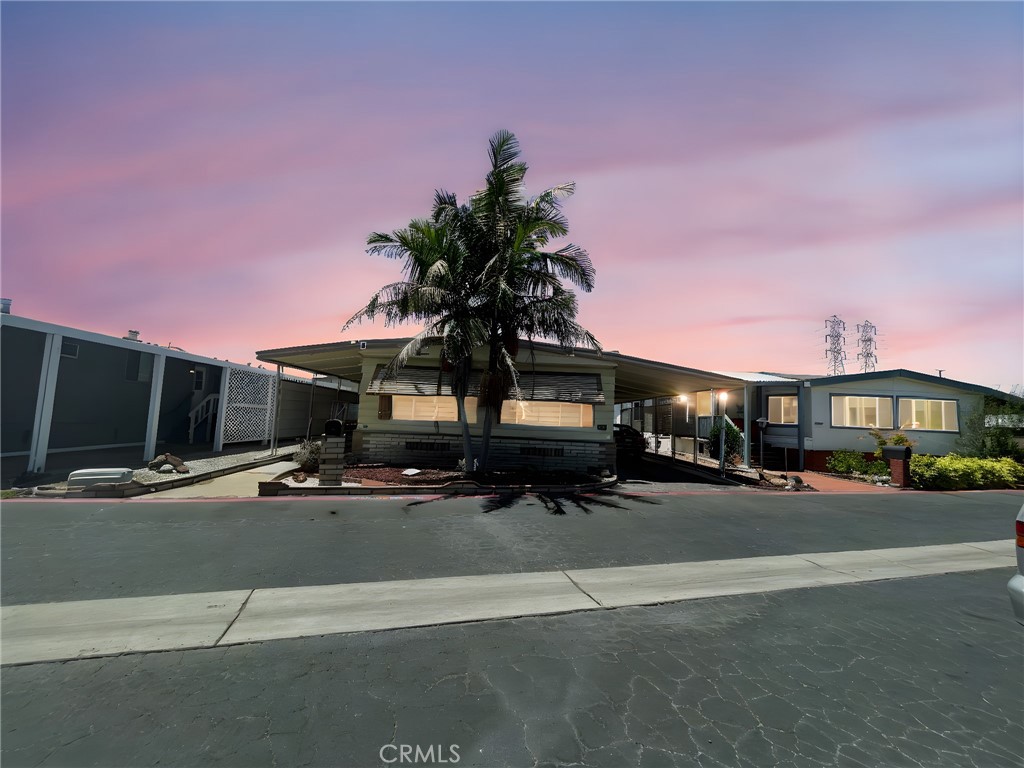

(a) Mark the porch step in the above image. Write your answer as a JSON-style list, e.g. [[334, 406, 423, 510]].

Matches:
[[753, 446, 790, 472]]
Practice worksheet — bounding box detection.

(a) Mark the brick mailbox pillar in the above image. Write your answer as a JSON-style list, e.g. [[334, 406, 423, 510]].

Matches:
[[882, 445, 912, 488], [320, 420, 346, 485]]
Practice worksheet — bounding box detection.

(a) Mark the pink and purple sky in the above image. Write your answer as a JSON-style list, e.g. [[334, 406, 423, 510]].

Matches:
[[2, 2, 1021, 388]]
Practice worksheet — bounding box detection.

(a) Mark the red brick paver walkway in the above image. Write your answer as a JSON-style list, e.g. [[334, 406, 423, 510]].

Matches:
[[802, 471, 902, 493]]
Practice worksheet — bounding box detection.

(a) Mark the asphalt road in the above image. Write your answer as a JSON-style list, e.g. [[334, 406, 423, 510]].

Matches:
[[2, 490, 1020, 605], [3, 569, 1020, 768]]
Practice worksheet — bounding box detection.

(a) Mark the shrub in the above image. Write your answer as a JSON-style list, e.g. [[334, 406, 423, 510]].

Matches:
[[910, 454, 1024, 491], [867, 429, 915, 458], [295, 439, 322, 472], [865, 460, 890, 476], [708, 421, 743, 465], [825, 450, 869, 475], [986, 429, 1024, 463]]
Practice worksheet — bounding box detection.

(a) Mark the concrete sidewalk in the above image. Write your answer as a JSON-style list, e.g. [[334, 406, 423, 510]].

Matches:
[[140, 460, 299, 498], [2, 539, 1012, 666]]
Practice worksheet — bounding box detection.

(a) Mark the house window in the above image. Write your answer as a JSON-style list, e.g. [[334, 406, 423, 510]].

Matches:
[[695, 391, 713, 417], [767, 395, 798, 424], [125, 350, 153, 383], [192, 366, 206, 391], [831, 395, 893, 428], [501, 400, 594, 428], [389, 395, 477, 423], [60, 341, 79, 359], [899, 398, 958, 431]]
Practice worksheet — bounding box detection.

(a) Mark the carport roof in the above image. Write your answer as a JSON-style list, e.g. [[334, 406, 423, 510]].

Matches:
[[256, 338, 749, 403]]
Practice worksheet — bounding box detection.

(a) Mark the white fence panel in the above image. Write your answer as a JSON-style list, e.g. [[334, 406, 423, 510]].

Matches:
[[222, 368, 276, 445]]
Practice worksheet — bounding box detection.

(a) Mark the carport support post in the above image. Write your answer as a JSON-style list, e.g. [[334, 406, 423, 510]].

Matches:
[[27, 333, 62, 473], [271, 365, 283, 455], [742, 384, 751, 467], [213, 367, 230, 453], [143, 353, 167, 462], [669, 397, 674, 461]]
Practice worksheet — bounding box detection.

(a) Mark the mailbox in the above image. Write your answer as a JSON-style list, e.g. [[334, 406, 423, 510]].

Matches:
[[324, 419, 343, 437], [881, 445, 912, 461]]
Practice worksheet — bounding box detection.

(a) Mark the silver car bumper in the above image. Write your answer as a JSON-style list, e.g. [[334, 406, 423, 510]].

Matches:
[[1008, 573, 1024, 625]]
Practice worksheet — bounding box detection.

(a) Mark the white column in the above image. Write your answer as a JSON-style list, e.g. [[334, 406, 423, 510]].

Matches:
[[742, 384, 751, 467], [27, 333, 62, 473], [271, 365, 283, 454], [261, 371, 275, 446], [143, 354, 167, 462], [213, 367, 230, 452]]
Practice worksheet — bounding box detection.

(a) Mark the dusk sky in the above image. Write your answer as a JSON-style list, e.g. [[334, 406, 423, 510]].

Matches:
[[2, 2, 1021, 389]]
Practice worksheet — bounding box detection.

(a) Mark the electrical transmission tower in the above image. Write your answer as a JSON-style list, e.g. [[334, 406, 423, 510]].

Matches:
[[856, 320, 878, 373], [824, 315, 847, 376]]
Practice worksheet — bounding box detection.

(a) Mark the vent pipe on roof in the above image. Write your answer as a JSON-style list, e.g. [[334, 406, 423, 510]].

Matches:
[[0, 298, 11, 315], [124, 329, 140, 341]]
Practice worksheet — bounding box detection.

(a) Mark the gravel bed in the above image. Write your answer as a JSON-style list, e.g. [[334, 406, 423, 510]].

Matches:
[[133, 445, 298, 485]]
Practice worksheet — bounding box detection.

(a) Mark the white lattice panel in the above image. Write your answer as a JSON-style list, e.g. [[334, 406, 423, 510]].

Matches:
[[222, 368, 276, 444]]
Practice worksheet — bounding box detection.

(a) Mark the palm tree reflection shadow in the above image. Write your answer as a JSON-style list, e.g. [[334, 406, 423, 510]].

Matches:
[[405, 488, 660, 515]]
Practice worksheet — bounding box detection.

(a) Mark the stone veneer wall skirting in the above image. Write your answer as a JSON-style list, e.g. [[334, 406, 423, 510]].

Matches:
[[356, 431, 615, 475]]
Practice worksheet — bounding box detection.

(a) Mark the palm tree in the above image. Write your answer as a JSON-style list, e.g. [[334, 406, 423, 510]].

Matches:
[[456, 130, 600, 469], [342, 209, 486, 467], [346, 130, 600, 473]]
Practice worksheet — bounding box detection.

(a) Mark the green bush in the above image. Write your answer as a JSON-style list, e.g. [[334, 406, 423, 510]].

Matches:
[[825, 450, 869, 474], [708, 421, 743, 464], [295, 439, 322, 472], [865, 460, 890, 476], [986, 429, 1024, 462], [867, 429, 915, 458], [910, 454, 1024, 491]]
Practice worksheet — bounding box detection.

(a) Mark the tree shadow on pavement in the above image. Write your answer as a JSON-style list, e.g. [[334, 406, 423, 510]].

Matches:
[[406, 488, 660, 515]]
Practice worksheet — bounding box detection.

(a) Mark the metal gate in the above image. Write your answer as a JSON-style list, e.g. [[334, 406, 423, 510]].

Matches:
[[221, 368, 276, 444]]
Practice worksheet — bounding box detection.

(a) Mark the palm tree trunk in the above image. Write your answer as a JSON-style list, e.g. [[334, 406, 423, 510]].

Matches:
[[478, 405, 496, 472], [455, 395, 475, 472]]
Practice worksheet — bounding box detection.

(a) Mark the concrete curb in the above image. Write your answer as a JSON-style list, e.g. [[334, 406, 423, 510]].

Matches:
[[257, 476, 620, 497], [38, 451, 300, 500]]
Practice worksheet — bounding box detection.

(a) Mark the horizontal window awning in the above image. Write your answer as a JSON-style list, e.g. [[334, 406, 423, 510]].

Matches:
[[513, 372, 605, 404], [366, 366, 605, 404], [366, 366, 456, 397]]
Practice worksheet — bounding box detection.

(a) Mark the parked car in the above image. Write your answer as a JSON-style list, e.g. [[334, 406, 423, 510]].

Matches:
[[613, 423, 646, 457], [1008, 506, 1024, 625]]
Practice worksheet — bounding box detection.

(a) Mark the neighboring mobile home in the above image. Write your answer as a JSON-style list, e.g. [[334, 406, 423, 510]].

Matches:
[[710, 369, 1016, 471], [0, 311, 354, 479]]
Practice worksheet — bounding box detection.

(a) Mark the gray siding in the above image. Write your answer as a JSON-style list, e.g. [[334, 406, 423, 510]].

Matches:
[[0, 326, 46, 453], [48, 338, 153, 449]]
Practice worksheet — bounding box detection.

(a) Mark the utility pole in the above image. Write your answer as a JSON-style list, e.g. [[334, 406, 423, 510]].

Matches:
[[825, 315, 847, 376]]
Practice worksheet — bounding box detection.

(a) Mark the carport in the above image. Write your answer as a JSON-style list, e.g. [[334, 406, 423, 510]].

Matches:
[[566, 348, 754, 466]]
